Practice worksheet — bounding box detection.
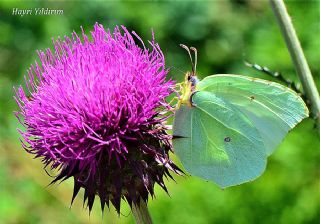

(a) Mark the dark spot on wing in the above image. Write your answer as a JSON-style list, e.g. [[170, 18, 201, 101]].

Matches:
[[224, 137, 231, 142], [250, 95, 255, 100]]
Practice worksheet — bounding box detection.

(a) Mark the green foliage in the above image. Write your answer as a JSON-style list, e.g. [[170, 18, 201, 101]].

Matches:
[[0, 0, 319, 223]]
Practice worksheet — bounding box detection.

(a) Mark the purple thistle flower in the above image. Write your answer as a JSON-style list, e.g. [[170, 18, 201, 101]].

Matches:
[[14, 23, 182, 213]]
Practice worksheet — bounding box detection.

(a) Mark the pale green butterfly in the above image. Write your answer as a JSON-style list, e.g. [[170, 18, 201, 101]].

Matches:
[[173, 45, 309, 188]]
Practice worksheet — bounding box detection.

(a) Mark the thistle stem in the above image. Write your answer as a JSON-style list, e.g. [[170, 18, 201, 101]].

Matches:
[[270, 0, 320, 134], [132, 200, 153, 224]]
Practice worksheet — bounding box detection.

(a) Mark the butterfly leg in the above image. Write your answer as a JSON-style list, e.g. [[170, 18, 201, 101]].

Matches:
[[164, 95, 182, 113]]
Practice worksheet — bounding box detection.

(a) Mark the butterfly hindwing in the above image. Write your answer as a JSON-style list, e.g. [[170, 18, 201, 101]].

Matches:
[[173, 91, 267, 188]]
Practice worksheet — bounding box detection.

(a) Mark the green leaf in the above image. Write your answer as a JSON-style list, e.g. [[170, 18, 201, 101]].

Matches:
[[173, 74, 308, 188]]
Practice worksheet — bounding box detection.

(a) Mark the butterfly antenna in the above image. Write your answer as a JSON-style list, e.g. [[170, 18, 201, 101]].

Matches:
[[190, 47, 197, 75], [180, 44, 195, 73]]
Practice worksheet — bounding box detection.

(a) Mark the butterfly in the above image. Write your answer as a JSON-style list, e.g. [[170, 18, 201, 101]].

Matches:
[[172, 44, 309, 188]]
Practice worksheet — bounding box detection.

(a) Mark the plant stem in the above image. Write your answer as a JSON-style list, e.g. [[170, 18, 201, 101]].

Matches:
[[270, 0, 320, 134], [132, 200, 153, 224]]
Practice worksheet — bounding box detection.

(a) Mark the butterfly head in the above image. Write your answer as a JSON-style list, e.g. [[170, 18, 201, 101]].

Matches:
[[178, 44, 199, 108]]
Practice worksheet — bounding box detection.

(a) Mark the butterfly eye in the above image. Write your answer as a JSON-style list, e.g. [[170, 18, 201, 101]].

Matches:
[[189, 76, 199, 87]]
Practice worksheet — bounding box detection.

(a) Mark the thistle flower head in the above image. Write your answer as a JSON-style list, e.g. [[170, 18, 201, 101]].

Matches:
[[15, 23, 182, 213]]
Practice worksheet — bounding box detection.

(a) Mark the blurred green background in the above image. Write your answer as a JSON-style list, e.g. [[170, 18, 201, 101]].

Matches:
[[0, 0, 319, 223]]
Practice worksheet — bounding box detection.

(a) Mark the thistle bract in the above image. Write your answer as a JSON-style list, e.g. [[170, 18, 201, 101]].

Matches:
[[15, 23, 182, 213]]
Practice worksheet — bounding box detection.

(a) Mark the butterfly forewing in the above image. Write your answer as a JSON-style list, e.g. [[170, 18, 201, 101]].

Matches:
[[196, 74, 309, 155]]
